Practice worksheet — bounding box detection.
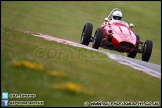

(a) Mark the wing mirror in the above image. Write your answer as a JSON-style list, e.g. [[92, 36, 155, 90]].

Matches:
[[105, 18, 108, 21], [129, 23, 134, 28]]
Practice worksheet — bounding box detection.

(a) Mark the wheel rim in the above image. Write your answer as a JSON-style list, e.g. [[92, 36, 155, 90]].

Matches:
[[81, 35, 84, 43], [80, 31, 84, 43], [142, 43, 147, 56], [92, 35, 96, 46], [92, 30, 98, 46]]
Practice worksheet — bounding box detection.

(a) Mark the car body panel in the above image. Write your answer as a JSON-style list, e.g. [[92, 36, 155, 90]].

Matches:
[[100, 20, 137, 52]]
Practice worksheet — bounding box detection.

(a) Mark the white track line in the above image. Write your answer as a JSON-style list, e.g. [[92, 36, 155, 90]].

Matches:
[[19, 30, 161, 79], [106, 52, 161, 79]]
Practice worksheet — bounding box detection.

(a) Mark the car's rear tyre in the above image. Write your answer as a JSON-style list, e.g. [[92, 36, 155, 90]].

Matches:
[[135, 34, 140, 42], [80, 22, 93, 46], [142, 40, 153, 62], [135, 34, 140, 48], [127, 50, 137, 58], [92, 28, 103, 49]]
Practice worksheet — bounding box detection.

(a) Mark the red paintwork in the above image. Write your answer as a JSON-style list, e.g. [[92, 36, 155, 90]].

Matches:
[[100, 20, 137, 52]]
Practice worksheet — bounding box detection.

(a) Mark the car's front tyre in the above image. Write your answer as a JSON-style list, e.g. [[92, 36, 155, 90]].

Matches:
[[80, 22, 93, 46], [92, 28, 103, 49]]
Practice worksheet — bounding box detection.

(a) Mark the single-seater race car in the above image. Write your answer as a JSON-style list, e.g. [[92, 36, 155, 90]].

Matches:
[[80, 8, 153, 62]]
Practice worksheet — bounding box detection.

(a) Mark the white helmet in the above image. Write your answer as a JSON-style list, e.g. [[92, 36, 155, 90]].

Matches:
[[112, 10, 122, 20]]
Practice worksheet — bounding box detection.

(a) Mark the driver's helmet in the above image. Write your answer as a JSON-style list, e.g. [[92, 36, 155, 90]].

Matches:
[[112, 10, 122, 20]]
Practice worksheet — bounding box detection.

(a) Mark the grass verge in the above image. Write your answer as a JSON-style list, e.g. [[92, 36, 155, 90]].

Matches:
[[1, 27, 161, 107]]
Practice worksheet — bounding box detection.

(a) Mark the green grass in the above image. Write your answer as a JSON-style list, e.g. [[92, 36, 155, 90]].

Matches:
[[1, 25, 161, 107], [1, 1, 161, 64], [1, 1, 161, 107]]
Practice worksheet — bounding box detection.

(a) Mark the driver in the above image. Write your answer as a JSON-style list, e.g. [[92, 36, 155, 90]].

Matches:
[[111, 10, 129, 27], [101, 10, 130, 41], [102, 10, 129, 28], [112, 10, 123, 20]]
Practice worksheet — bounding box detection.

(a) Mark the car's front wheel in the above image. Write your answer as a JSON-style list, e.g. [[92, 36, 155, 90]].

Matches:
[[80, 22, 93, 46], [92, 28, 103, 49]]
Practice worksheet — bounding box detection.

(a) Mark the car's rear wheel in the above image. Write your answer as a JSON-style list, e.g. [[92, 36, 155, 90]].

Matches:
[[142, 40, 153, 62], [92, 28, 103, 49], [127, 50, 137, 58], [135, 34, 140, 42], [135, 34, 140, 48], [80, 22, 93, 46]]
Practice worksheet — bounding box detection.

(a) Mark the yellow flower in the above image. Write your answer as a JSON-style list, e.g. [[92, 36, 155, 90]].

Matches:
[[10, 60, 45, 71], [46, 70, 67, 77], [37, 64, 45, 70], [66, 82, 81, 93], [52, 82, 93, 95], [22, 60, 35, 69], [53, 82, 81, 93], [10, 61, 21, 66]]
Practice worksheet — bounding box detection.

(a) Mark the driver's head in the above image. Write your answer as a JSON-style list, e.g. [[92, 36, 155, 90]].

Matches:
[[112, 10, 122, 20]]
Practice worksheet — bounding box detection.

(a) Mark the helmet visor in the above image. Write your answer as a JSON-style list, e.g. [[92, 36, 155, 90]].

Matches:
[[113, 16, 122, 20]]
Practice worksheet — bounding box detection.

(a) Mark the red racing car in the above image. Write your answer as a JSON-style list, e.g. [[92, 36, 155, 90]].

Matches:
[[80, 8, 153, 62]]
